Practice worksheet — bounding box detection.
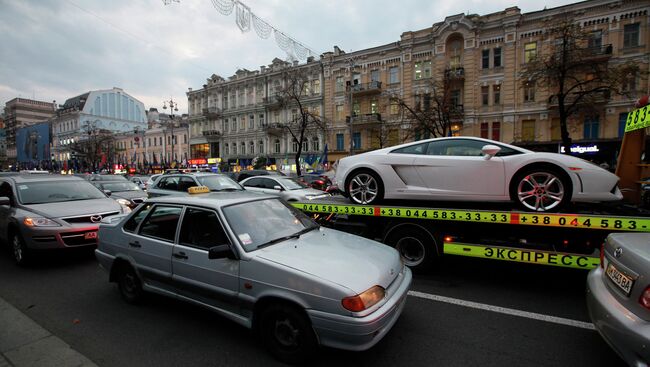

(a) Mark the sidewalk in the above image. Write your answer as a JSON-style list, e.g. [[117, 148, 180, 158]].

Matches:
[[0, 296, 97, 367]]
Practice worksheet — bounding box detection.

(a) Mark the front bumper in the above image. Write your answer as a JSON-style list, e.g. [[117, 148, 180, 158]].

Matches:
[[21, 224, 100, 250], [586, 267, 650, 366], [308, 266, 412, 351]]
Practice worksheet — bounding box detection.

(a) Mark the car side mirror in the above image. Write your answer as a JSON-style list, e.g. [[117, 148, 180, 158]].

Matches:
[[481, 144, 501, 160], [273, 185, 283, 191], [208, 244, 236, 260], [103, 189, 112, 197], [0, 196, 10, 206]]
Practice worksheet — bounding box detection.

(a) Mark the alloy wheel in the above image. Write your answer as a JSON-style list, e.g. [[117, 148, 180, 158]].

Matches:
[[349, 173, 378, 204], [517, 172, 564, 211]]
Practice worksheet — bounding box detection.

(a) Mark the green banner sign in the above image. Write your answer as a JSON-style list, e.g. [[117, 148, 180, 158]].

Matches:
[[625, 104, 650, 132]]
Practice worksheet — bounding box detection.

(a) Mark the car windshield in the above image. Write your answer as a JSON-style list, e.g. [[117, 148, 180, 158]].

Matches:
[[17, 180, 107, 204], [95, 175, 127, 181], [197, 175, 243, 191], [223, 198, 318, 252], [277, 177, 309, 190], [101, 182, 141, 192]]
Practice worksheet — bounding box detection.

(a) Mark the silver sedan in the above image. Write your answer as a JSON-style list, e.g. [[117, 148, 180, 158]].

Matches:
[[587, 233, 650, 366], [240, 176, 331, 202], [95, 191, 411, 363]]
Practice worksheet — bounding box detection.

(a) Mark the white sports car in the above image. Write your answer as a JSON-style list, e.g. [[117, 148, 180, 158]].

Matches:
[[335, 137, 623, 212]]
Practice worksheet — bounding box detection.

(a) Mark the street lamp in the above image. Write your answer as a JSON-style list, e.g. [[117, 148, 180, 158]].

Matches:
[[163, 97, 179, 167]]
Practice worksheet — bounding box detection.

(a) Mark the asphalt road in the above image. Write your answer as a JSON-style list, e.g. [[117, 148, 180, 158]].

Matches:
[[0, 247, 625, 367]]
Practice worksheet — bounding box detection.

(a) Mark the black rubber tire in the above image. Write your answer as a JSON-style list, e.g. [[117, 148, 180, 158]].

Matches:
[[259, 303, 317, 364], [117, 265, 144, 304], [384, 225, 437, 274], [509, 167, 571, 213], [345, 169, 384, 205], [11, 231, 30, 266]]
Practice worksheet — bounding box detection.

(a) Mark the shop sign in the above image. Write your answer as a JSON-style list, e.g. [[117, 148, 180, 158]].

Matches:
[[188, 158, 207, 165], [625, 103, 650, 132], [207, 158, 221, 164], [560, 144, 599, 154]]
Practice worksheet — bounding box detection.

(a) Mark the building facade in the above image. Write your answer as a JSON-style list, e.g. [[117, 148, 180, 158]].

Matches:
[[2, 98, 56, 167], [187, 58, 325, 170]]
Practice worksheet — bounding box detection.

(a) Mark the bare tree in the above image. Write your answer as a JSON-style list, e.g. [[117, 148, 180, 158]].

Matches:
[[520, 16, 643, 152], [386, 72, 464, 141], [69, 123, 115, 172], [274, 68, 326, 176]]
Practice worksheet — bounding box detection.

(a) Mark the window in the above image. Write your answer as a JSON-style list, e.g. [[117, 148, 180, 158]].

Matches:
[[231, 120, 237, 131], [225, 143, 229, 155], [156, 176, 179, 191], [224, 118, 229, 132], [352, 132, 361, 149], [258, 140, 264, 154], [522, 120, 536, 141], [619, 112, 628, 137], [482, 49, 490, 69], [624, 23, 640, 48], [450, 89, 461, 108], [336, 104, 344, 121], [551, 118, 561, 141], [391, 141, 428, 155], [335, 76, 345, 92], [353, 102, 360, 116], [159, 137, 162, 146], [481, 86, 489, 106], [336, 133, 344, 151], [138, 205, 182, 242], [274, 139, 281, 153], [243, 177, 264, 188], [623, 72, 638, 93], [493, 84, 501, 105], [311, 137, 320, 151], [302, 138, 308, 152], [370, 99, 378, 114], [584, 115, 599, 139], [588, 31, 602, 49], [524, 82, 535, 102], [249, 115, 254, 130], [313, 80, 320, 95], [259, 114, 265, 126], [177, 177, 197, 192], [240, 142, 245, 155], [480, 122, 489, 138], [524, 42, 537, 63], [123, 203, 153, 232], [292, 140, 299, 153], [240, 117, 245, 130], [249, 141, 254, 154], [493, 47, 502, 68], [370, 69, 380, 82], [425, 139, 486, 156], [414, 61, 431, 79], [390, 99, 399, 115], [492, 122, 501, 141], [389, 66, 399, 84], [232, 143, 237, 155], [179, 208, 229, 250]]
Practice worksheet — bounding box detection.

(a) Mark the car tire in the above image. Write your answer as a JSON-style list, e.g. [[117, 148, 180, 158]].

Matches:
[[510, 167, 571, 212], [11, 231, 30, 266], [346, 170, 384, 205], [384, 225, 437, 274], [260, 303, 317, 364], [117, 265, 144, 304]]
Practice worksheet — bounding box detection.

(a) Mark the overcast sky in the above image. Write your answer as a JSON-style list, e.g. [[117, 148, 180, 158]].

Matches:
[[0, 0, 578, 114]]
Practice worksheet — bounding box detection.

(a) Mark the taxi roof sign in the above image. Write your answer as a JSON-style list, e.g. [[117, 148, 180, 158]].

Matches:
[[188, 186, 210, 194]]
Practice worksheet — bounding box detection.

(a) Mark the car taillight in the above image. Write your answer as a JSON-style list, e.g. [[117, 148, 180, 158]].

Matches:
[[600, 243, 605, 269], [341, 285, 385, 312], [639, 286, 650, 310]]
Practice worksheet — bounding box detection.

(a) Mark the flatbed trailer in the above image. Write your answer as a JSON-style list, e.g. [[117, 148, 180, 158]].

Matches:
[[292, 197, 650, 272]]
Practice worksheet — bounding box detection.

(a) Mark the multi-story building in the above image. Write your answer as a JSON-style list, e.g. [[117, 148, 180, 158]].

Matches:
[[51, 88, 148, 164], [2, 98, 56, 167], [320, 0, 648, 166], [187, 58, 325, 170], [0, 128, 6, 170]]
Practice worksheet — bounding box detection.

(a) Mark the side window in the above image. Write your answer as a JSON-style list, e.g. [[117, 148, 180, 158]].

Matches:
[[179, 208, 230, 250], [390, 142, 429, 155], [0, 181, 14, 205], [123, 203, 153, 232], [243, 177, 263, 188], [138, 205, 182, 242], [157, 177, 179, 191], [177, 177, 197, 192], [426, 139, 485, 156], [260, 178, 278, 189]]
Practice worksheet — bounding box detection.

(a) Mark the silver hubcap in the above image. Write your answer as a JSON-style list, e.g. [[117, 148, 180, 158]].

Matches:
[[349, 173, 378, 204], [12, 236, 22, 262], [517, 172, 564, 211], [395, 236, 425, 266], [274, 318, 299, 348]]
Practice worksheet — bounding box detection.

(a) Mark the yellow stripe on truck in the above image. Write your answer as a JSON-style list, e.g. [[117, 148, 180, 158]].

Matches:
[[443, 242, 599, 270]]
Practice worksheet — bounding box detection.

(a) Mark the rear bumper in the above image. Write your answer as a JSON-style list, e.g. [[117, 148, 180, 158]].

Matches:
[[308, 267, 412, 351], [586, 267, 650, 366]]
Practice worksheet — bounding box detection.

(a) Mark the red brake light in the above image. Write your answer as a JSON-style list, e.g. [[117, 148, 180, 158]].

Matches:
[[639, 286, 650, 310]]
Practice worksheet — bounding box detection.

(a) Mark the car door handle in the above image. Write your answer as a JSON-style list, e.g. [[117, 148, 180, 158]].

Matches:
[[129, 241, 141, 248], [173, 252, 188, 260]]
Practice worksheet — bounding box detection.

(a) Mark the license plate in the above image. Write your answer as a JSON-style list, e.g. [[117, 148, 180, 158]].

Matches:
[[606, 263, 634, 295], [84, 231, 98, 240]]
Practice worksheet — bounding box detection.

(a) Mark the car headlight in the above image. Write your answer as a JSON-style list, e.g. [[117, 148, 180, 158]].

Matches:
[[116, 198, 131, 206], [120, 204, 132, 214], [341, 285, 385, 312], [23, 217, 61, 227]]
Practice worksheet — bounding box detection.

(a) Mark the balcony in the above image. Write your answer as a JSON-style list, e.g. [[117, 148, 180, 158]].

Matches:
[[202, 107, 221, 119], [263, 96, 283, 109], [445, 67, 465, 80], [585, 44, 612, 60], [350, 81, 382, 96], [263, 123, 285, 135], [350, 113, 382, 126], [202, 130, 221, 138]]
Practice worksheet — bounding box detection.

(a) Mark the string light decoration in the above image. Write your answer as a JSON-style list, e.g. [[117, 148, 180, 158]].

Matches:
[[166, 0, 317, 61]]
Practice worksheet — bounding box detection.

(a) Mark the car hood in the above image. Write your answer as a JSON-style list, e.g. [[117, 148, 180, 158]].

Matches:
[[23, 198, 122, 219], [255, 227, 401, 294], [110, 191, 147, 200], [293, 188, 329, 197]]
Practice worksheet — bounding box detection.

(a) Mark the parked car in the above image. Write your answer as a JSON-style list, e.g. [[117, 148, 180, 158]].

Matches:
[[240, 176, 331, 202], [147, 172, 243, 198], [0, 175, 126, 265], [145, 174, 162, 190], [236, 169, 285, 182], [298, 173, 332, 191], [587, 233, 650, 366], [91, 181, 147, 209], [335, 136, 623, 212], [129, 176, 151, 190], [88, 174, 128, 182], [95, 191, 411, 363]]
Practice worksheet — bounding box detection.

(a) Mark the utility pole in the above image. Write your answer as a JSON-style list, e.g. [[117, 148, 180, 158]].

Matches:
[[163, 97, 179, 167]]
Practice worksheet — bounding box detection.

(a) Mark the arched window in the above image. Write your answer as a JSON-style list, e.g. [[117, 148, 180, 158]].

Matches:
[[258, 140, 264, 154], [249, 141, 254, 154], [232, 143, 237, 155], [240, 141, 245, 155], [225, 143, 229, 155]]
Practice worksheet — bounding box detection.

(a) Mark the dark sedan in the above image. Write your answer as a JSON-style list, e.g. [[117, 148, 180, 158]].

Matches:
[[91, 181, 148, 209]]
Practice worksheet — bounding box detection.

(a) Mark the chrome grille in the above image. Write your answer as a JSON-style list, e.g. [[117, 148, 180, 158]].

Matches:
[[62, 211, 120, 224]]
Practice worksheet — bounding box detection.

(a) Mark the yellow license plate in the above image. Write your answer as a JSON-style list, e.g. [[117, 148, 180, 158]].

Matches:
[[606, 263, 634, 295]]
